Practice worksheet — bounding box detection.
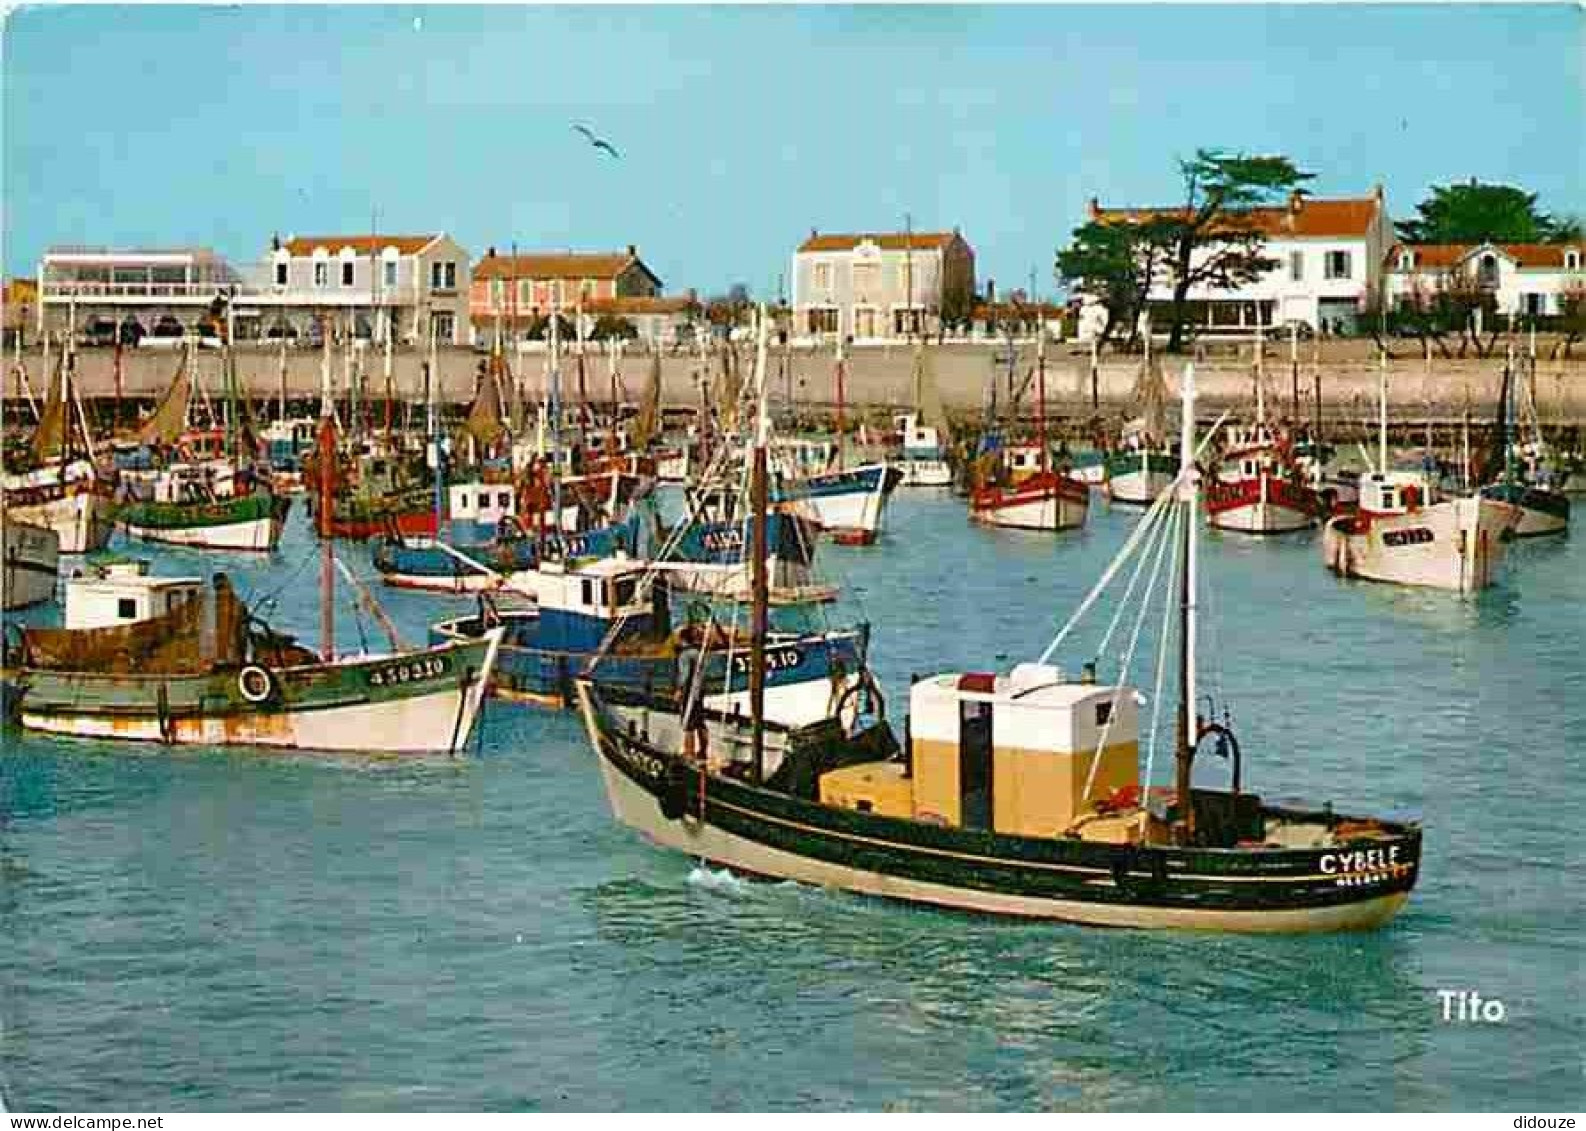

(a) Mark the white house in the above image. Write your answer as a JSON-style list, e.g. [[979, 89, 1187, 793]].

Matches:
[[254, 233, 472, 345], [1083, 187, 1395, 335], [1384, 242, 1584, 318], [791, 229, 976, 342]]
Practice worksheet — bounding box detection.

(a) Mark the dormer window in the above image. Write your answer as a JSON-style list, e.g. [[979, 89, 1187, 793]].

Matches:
[[1399, 250, 1415, 271], [1567, 249, 1582, 272]]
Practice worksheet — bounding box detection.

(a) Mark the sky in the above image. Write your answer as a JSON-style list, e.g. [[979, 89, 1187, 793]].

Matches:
[[3, 3, 1582, 297]]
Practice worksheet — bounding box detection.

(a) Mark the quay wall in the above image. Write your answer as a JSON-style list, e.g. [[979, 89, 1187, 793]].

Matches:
[[11, 342, 1586, 428]]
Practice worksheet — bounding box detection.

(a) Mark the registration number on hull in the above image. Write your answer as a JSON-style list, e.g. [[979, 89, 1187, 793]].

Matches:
[[368, 656, 452, 688]]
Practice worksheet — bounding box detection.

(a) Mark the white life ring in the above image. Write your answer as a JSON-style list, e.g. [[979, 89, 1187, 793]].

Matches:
[[238, 664, 275, 704]]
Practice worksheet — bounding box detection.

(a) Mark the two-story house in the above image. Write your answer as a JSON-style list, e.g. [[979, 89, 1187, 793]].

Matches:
[[469, 246, 664, 342], [1384, 242, 1585, 319], [1083, 187, 1394, 335], [257, 233, 471, 345], [791, 229, 976, 342]]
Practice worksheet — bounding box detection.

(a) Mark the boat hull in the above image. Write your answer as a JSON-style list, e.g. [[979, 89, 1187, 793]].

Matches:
[[3, 480, 115, 553], [118, 494, 290, 552], [1105, 452, 1178, 506], [778, 463, 901, 541], [1323, 496, 1519, 593], [3, 520, 60, 610], [1205, 475, 1318, 534], [577, 686, 1420, 933], [898, 458, 952, 487], [1479, 482, 1570, 538], [970, 473, 1089, 531], [16, 632, 501, 754]]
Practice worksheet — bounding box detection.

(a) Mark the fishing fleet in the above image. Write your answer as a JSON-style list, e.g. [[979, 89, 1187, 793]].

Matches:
[[2, 305, 1578, 934]]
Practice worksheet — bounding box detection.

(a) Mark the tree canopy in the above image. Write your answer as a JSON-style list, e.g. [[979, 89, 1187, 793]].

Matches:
[[1055, 218, 1173, 348], [1396, 180, 1577, 244]]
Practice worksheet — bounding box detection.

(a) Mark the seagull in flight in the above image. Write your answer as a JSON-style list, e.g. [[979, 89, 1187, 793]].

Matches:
[[573, 124, 621, 159]]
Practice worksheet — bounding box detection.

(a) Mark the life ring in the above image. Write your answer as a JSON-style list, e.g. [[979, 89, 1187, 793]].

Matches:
[[237, 664, 276, 705]]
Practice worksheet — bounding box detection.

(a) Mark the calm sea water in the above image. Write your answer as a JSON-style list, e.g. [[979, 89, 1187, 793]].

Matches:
[[2, 492, 1581, 1111]]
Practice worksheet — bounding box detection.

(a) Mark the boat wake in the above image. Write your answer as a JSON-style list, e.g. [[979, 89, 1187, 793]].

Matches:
[[685, 863, 756, 896]]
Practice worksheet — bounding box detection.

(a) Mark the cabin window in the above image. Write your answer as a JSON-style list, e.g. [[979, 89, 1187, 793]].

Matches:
[[581, 579, 594, 606], [1382, 490, 1396, 509], [614, 578, 637, 607], [1095, 701, 1112, 727], [1324, 250, 1352, 280], [118, 598, 136, 619], [498, 491, 511, 509]]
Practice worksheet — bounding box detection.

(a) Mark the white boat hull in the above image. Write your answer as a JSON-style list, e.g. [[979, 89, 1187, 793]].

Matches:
[[3, 520, 60, 610], [1323, 496, 1519, 593], [1511, 503, 1568, 538], [1107, 467, 1175, 506], [972, 494, 1087, 532], [898, 459, 952, 487], [7, 489, 114, 554], [120, 514, 284, 552]]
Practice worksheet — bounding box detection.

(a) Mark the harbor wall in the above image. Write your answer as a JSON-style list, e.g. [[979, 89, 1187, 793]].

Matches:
[[10, 341, 1586, 427]]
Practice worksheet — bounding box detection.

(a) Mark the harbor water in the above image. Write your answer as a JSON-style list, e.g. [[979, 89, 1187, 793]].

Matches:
[[1, 493, 1581, 1110]]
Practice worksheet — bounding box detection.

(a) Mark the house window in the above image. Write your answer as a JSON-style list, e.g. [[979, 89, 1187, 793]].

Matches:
[[313, 262, 328, 288], [341, 260, 355, 287], [813, 262, 832, 291], [431, 311, 455, 341], [1324, 250, 1352, 280], [808, 308, 839, 334], [519, 280, 532, 305], [1524, 293, 1543, 316], [491, 279, 504, 306], [117, 597, 136, 619], [1289, 251, 1303, 282], [431, 261, 457, 291], [274, 261, 287, 287], [383, 260, 397, 288], [851, 262, 878, 295], [1565, 250, 1580, 272], [893, 309, 922, 336], [1399, 251, 1415, 271], [1478, 254, 1500, 289]]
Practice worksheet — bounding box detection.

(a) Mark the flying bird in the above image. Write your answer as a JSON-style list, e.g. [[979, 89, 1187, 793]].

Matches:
[[573, 123, 621, 159]]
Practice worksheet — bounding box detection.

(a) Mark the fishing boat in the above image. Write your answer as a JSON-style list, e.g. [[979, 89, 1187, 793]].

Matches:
[[11, 418, 502, 755], [1477, 346, 1570, 538], [1323, 355, 1520, 593], [893, 341, 953, 487], [432, 554, 865, 718], [2, 515, 59, 611], [576, 360, 1423, 932], [969, 332, 1089, 532], [1, 345, 116, 553], [1103, 331, 1178, 506]]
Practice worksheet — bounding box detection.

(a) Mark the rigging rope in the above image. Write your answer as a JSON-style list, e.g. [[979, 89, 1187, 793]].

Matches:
[[1143, 496, 1185, 799]]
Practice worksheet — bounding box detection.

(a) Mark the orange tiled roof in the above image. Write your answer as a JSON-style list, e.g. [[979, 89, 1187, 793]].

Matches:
[[798, 231, 961, 253], [1386, 242, 1582, 271], [474, 252, 641, 281], [282, 234, 439, 256], [1093, 195, 1381, 239]]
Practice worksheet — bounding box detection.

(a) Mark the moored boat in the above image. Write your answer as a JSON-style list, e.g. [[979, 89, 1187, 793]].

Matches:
[[2, 516, 59, 610]]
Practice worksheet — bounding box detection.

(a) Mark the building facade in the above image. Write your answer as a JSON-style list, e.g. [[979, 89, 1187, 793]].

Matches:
[[257, 233, 471, 344], [1383, 242, 1585, 318], [1083, 188, 1394, 335], [791, 229, 976, 342], [470, 247, 661, 321], [35, 247, 245, 341]]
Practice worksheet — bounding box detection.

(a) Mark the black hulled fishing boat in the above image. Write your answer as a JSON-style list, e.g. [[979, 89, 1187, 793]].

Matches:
[[575, 349, 1422, 932]]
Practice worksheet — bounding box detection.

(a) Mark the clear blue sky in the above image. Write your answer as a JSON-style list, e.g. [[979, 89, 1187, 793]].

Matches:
[[4, 4, 1582, 297]]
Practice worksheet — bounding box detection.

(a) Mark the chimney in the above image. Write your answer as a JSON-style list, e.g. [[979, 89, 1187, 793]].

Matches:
[[986, 279, 996, 302], [626, 244, 637, 258], [487, 246, 496, 258], [1088, 197, 1101, 220], [1372, 182, 1385, 204], [271, 232, 281, 251]]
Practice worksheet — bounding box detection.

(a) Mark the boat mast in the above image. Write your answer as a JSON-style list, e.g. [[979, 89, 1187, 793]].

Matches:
[[1253, 320, 1266, 427], [1175, 362, 1199, 844], [429, 322, 445, 542], [834, 328, 847, 473], [1036, 324, 1049, 475], [749, 306, 770, 784], [1289, 320, 1300, 426], [225, 300, 239, 464], [383, 321, 394, 438], [550, 296, 564, 546], [1378, 349, 1390, 476], [318, 325, 336, 661]]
